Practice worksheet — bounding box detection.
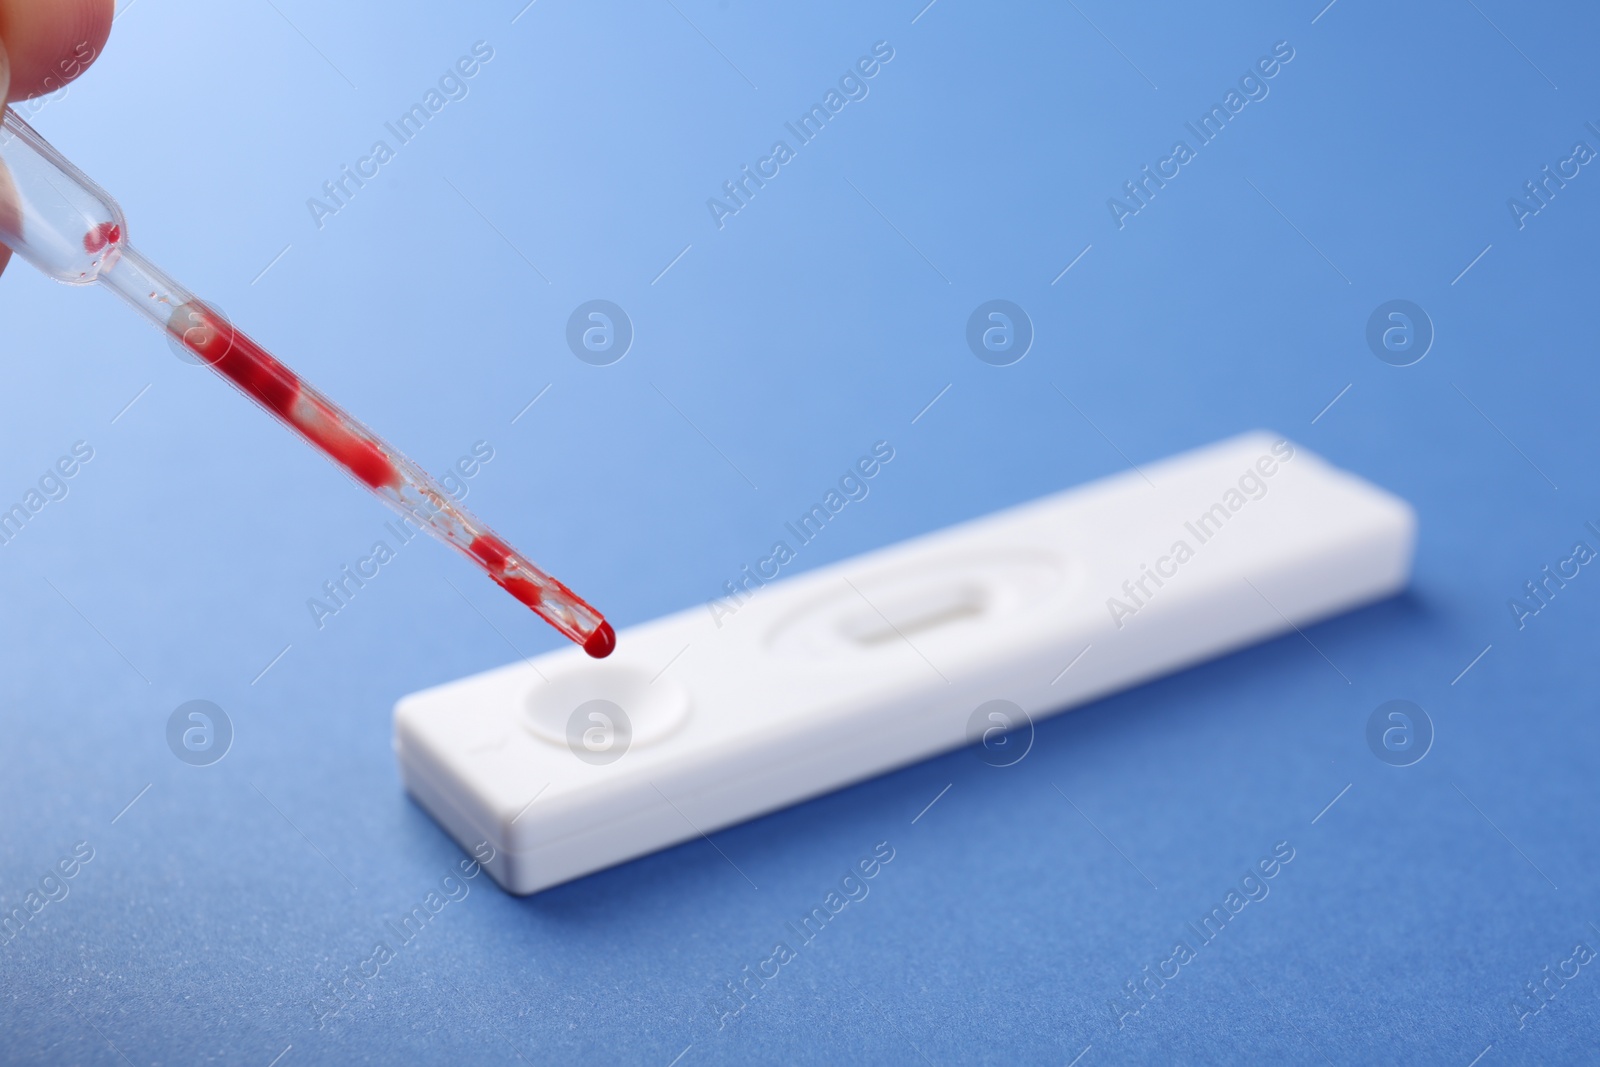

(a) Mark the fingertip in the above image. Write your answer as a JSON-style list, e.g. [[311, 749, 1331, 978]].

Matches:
[[0, 0, 114, 102]]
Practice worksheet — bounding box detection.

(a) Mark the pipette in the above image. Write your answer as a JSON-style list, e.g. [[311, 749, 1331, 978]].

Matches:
[[0, 108, 616, 658]]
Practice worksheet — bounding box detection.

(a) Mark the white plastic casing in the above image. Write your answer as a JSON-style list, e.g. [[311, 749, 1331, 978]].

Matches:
[[394, 433, 1416, 894]]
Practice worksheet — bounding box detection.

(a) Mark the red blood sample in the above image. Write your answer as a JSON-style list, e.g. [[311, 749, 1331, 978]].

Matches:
[[157, 299, 614, 657], [83, 222, 120, 253], [294, 395, 400, 492], [494, 574, 545, 610], [473, 534, 544, 607], [469, 533, 513, 572], [471, 533, 612, 658], [471, 536, 539, 607], [173, 303, 399, 491], [583, 621, 616, 659]]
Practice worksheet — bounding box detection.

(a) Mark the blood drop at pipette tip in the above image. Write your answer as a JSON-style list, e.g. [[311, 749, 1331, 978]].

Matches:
[[583, 621, 616, 659]]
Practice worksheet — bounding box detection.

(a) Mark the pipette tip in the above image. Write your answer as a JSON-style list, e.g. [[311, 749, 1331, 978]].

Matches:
[[583, 620, 616, 659]]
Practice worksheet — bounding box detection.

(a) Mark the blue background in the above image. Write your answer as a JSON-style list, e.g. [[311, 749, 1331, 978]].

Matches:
[[1, 0, 1596, 1063]]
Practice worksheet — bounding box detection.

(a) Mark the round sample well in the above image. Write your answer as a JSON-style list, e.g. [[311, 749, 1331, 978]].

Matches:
[[523, 661, 691, 750]]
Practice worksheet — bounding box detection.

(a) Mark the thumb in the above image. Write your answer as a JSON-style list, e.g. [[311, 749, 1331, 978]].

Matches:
[[0, 36, 11, 280]]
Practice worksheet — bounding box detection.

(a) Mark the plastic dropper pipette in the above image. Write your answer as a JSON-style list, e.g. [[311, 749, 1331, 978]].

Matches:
[[0, 108, 616, 658]]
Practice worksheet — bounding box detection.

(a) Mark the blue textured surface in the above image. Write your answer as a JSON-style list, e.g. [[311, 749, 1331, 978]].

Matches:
[[2, 1, 1597, 1063]]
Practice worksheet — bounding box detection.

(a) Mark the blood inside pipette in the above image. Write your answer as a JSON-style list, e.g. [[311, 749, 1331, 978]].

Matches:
[[469, 531, 616, 657], [175, 303, 400, 491], [83, 221, 120, 253], [470, 533, 547, 607], [165, 299, 614, 658]]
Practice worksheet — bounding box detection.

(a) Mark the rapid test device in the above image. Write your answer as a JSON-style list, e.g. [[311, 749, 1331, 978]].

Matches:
[[394, 433, 1416, 894]]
